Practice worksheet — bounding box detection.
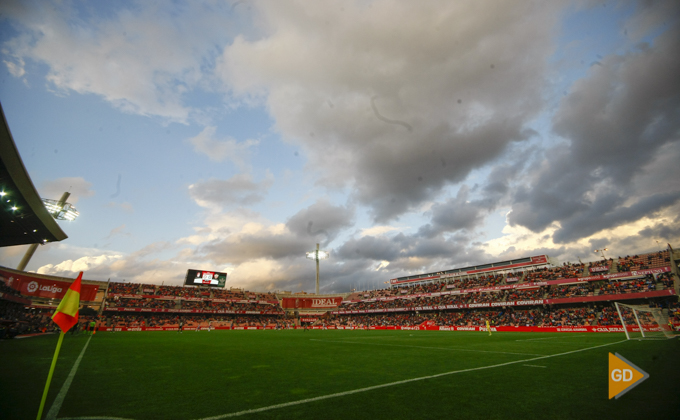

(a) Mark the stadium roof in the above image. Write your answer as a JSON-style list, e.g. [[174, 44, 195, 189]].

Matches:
[[0, 102, 68, 247]]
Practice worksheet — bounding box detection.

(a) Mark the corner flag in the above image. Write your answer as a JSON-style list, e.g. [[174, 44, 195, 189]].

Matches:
[[51, 272, 82, 333], [37, 271, 85, 420]]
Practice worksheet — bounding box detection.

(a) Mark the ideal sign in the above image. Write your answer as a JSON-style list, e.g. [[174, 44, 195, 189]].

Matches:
[[280, 296, 343, 309]]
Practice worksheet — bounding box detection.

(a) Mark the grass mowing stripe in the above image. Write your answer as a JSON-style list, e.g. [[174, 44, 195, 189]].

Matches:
[[310, 339, 545, 356], [515, 335, 586, 342], [192, 338, 627, 420], [46, 335, 93, 420]]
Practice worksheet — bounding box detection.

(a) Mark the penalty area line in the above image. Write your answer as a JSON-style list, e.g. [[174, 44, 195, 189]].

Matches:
[[196, 339, 627, 420]]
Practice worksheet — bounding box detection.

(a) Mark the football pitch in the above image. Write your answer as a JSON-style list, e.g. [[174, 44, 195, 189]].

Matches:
[[2, 330, 678, 420]]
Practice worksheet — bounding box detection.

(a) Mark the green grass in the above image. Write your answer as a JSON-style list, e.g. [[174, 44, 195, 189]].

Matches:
[[1, 330, 678, 419]]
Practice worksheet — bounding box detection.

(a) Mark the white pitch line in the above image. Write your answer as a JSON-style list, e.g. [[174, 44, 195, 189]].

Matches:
[[192, 339, 627, 420], [59, 417, 134, 420], [310, 339, 544, 356], [47, 335, 93, 420]]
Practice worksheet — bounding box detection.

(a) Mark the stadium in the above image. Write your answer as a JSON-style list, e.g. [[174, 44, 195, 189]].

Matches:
[[2, 2, 680, 419], [2, 131, 679, 419], [2, 249, 679, 419]]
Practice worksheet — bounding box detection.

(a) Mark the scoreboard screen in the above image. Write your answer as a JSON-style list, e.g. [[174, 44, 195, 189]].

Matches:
[[184, 269, 227, 288]]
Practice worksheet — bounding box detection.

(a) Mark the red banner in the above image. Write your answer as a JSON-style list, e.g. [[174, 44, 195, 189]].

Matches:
[[103, 307, 284, 315], [108, 293, 278, 305], [280, 296, 344, 309], [1, 269, 99, 301], [97, 325, 672, 333]]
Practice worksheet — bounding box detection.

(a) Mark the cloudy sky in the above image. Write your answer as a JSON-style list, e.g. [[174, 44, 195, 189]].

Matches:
[[1, 0, 679, 293]]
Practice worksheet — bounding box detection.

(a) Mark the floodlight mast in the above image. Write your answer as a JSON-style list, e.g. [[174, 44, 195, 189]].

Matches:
[[594, 247, 608, 259], [306, 243, 330, 294], [16, 192, 79, 271]]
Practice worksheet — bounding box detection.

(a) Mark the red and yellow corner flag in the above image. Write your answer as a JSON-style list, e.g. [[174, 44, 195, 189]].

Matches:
[[51, 272, 83, 333]]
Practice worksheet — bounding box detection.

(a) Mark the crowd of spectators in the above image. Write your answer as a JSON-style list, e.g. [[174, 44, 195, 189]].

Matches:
[[547, 283, 594, 299], [107, 297, 177, 309], [598, 306, 622, 326], [616, 250, 670, 272], [0, 302, 57, 338], [523, 264, 583, 282], [211, 289, 248, 299], [505, 287, 547, 301], [108, 282, 141, 294], [446, 274, 505, 289], [542, 307, 597, 327], [467, 291, 500, 304], [657, 273, 675, 290], [348, 282, 444, 301], [155, 285, 183, 297], [599, 278, 655, 295]]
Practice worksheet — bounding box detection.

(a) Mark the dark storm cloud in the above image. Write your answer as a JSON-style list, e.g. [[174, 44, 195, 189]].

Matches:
[[637, 216, 680, 240], [419, 189, 497, 239], [337, 231, 489, 276], [418, 158, 526, 238], [355, 120, 534, 223], [336, 235, 403, 262], [285, 199, 355, 245], [188, 174, 272, 206], [508, 25, 680, 242], [197, 233, 310, 265]]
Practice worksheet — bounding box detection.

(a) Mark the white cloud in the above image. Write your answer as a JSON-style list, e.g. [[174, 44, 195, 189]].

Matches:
[[360, 225, 401, 237], [36, 254, 123, 275], [3, 57, 25, 77], [39, 177, 94, 204], [186, 126, 259, 167], [1, 1, 240, 123]]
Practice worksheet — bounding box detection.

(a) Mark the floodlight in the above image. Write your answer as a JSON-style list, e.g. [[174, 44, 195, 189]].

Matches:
[[42, 198, 79, 221], [306, 249, 330, 260], [17, 191, 80, 271], [306, 243, 330, 294], [594, 248, 608, 259]]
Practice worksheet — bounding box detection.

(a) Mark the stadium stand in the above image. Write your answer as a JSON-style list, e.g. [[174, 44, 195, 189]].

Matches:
[[1, 249, 678, 334]]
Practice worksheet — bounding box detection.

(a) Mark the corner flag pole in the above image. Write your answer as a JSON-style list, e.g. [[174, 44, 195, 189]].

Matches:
[[36, 271, 83, 420], [36, 332, 65, 420]]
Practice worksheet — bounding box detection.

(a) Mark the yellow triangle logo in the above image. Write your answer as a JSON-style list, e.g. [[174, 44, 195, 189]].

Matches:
[[608, 353, 649, 399]]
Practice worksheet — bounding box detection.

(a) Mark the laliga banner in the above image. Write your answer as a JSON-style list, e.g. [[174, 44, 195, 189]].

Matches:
[[1, 269, 99, 301], [280, 296, 344, 309]]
